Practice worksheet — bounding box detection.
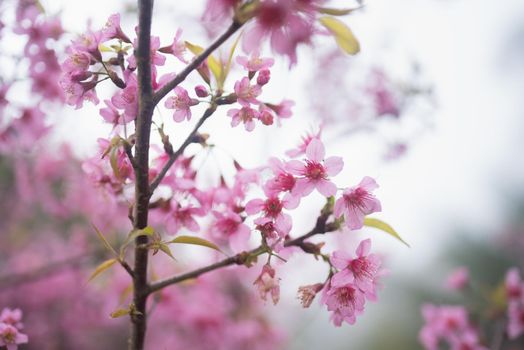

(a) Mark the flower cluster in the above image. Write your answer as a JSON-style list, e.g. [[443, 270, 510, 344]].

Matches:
[[0, 308, 28, 350], [505, 267, 524, 339], [419, 305, 486, 350], [319, 239, 384, 326]]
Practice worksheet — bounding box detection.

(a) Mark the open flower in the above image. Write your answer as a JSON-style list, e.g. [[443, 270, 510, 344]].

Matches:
[[254, 264, 280, 305], [334, 176, 381, 230], [287, 138, 343, 198], [165, 86, 199, 122], [0, 323, 28, 350]]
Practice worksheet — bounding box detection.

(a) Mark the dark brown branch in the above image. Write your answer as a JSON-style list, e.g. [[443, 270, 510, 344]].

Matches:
[[130, 0, 154, 349], [149, 107, 216, 194], [151, 21, 242, 106], [147, 215, 339, 295]]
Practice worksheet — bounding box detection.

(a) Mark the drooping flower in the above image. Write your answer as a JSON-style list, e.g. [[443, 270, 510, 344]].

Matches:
[[234, 77, 262, 107], [330, 239, 382, 295], [0, 323, 28, 350], [320, 282, 366, 326], [160, 28, 187, 63], [297, 283, 323, 308], [287, 138, 343, 197], [253, 264, 280, 305], [334, 176, 381, 230], [164, 86, 199, 122], [236, 52, 274, 72], [227, 106, 259, 131]]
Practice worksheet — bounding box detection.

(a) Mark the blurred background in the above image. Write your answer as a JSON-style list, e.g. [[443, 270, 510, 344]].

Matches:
[[2, 0, 524, 348]]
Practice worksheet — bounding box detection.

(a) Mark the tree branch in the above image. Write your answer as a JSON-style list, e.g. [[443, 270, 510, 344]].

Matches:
[[130, 0, 154, 349], [151, 21, 242, 106], [147, 214, 339, 295], [149, 106, 216, 195]]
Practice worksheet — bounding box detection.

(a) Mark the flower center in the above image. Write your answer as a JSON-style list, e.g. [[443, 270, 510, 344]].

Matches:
[[304, 160, 325, 180]]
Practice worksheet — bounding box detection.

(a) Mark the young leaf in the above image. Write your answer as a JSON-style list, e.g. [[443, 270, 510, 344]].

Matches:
[[87, 258, 117, 283], [317, 7, 359, 16], [159, 243, 176, 261], [92, 224, 118, 256], [185, 41, 222, 87], [363, 217, 409, 247], [168, 235, 224, 254], [109, 146, 121, 180], [110, 307, 130, 318], [319, 16, 360, 55], [120, 226, 155, 257]]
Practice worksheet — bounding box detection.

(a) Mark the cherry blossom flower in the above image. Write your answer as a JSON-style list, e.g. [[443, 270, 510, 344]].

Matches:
[[234, 77, 262, 107], [203, 0, 240, 23], [334, 176, 381, 230], [257, 104, 275, 125], [166, 203, 204, 234], [160, 28, 187, 63], [507, 301, 524, 339], [264, 157, 297, 196], [128, 36, 166, 72], [286, 126, 321, 157], [330, 239, 382, 294], [445, 267, 470, 291], [320, 282, 366, 326], [297, 283, 323, 308], [287, 138, 343, 197], [101, 13, 131, 42], [227, 106, 259, 131], [0, 323, 28, 350], [111, 73, 139, 121], [506, 267, 523, 301], [99, 99, 133, 125], [236, 52, 274, 72], [253, 264, 280, 305], [164, 87, 199, 122], [210, 210, 251, 251], [245, 191, 297, 236], [419, 304, 486, 350], [0, 309, 23, 330]]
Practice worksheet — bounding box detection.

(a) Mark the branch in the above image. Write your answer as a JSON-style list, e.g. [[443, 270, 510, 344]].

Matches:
[[149, 107, 216, 194], [147, 213, 339, 295], [152, 21, 242, 106]]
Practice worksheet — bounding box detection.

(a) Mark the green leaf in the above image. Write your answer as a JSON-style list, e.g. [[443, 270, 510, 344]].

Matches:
[[88, 258, 117, 283], [120, 226, 155, 257], [110, 307, 130, 318], [109, 146, 121, 180], [220, 34, 242, 89], [363, 217, 409, 247], [185, 41, 222, 87], [92, 224, 118, 256], [168, 235, 224, 254], [317, 7, 359, 16], [159, 243, 176, 261], [319, 16, 360, 55]]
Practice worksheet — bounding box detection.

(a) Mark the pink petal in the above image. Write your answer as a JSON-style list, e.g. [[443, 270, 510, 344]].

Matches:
[[359, 176, 379, 191], [316, 179, 337, 197], [285, 160, 305, 175], [245, 198, 264, 215], [293, 178, 315, 197], [306, 138, 325, 162], [324, 156, 344, 176], [230, 224, 251, 252], [356, 239, 371, 257], [331, 269, 355, 287], [334, 197, 344, 217], [330, 250, 352, 269]]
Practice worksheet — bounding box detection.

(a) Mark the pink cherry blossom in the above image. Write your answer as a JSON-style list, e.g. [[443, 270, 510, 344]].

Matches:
[[253, 264, 280, 305], [100, 99, 133, 125], [211, 210, 251, 252], [287, 138, 343, 197], [111, 73, 139, 121], [101, 13, 131, 43], [234, 77, 262, 107], [507, 301, 524, 339], [330, 239, 382, 295], [236, 52, 274, 72], [286, 126, 322, 158], [0, 309, 23, 330], [164, 86, 199, 122], [166, 203, 204, 234], [245, 192, 297, 236], [264, 157, 297, 196], [297, 283, 323, 308], [257, 68, 271, 85], [320, 282, 366, 326], [0, 323, 28, 350], [506, 267, 523, 301], [334, 176, 382, 230], [227, 106, 259, 131], [160, 28, 187, 63], [445, 267, 470, 291]]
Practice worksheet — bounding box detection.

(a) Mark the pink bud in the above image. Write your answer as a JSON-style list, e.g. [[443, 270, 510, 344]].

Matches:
[[194, 85, 209, 98], [257, 69, 271, 85]]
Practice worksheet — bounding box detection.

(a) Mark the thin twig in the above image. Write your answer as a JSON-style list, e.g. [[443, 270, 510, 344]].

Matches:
[[151, 21, 242, 106], [147, 213, 338, 295]]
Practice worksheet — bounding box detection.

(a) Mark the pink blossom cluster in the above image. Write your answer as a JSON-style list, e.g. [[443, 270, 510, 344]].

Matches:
[[320, 239, 384, 326], [205, 0, 344, 64], [0, 308, 27, 350], [505, 267, 524, 339], [419, 304, 486, 350]]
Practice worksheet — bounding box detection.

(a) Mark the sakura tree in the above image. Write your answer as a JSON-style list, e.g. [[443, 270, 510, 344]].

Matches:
[[0, 0, 409, 349]]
